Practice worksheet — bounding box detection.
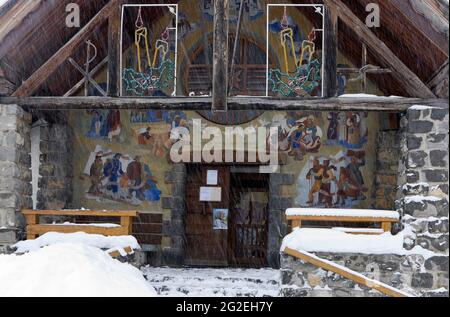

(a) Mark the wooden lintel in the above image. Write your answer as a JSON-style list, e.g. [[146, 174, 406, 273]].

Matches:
[[325, 0, 436, 98], [211, 0, 229, 112], [1, 96, 448, 112], [12, 0, 119, 97]]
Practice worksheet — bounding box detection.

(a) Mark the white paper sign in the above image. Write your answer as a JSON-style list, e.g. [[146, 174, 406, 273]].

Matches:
[[206, 170, 218, 185], [199, 187, 222, 202]]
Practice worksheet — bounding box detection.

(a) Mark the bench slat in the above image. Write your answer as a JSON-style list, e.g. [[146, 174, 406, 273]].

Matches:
[[27, 224, 129, 236], [22, 209, 138, 217]]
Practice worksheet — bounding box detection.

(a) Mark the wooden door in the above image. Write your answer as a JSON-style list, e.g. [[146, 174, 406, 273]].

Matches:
[[185, 165, 230, 266], [229, 173, 269, 267]]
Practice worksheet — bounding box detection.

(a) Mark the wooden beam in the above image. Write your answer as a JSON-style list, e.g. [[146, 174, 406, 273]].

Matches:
[[212, 0, 229, 111], [1, 96, 448, 112], [390, 0, 449, 56], [427, 59, 449, 98], [107, 1, 122, 97], [283, 247, 414, 297], [325, 0, 436, 98], [11, 0, 118, 97], [323, 3, 338, 97]]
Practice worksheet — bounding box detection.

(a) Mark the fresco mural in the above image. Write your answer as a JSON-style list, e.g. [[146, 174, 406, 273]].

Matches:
[[295, 150, 368, 207], [130, 110, 188, 158], [326, 112, 368, 149], [83, 145, 161, 206], [86, 110, 122, 142], [261, 112, 323, 161], [70, 109, 379, 212]]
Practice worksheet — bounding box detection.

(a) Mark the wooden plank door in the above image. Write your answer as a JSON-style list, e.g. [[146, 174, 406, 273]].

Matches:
[[185, 165, 230, 266]]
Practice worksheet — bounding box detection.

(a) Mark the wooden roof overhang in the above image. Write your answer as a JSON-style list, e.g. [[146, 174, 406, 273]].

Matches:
[[0, 0, 448, 102]]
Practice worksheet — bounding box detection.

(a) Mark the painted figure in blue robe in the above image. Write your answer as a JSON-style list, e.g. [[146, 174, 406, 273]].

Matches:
[[143, 165, 161, 201], [86, 110, 105, 138], [103, 153, 123, 194]]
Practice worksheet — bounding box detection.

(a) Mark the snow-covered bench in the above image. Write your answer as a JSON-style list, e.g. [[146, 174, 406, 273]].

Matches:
[[285, 208, 400, 234], [22, 209, 138, 240]]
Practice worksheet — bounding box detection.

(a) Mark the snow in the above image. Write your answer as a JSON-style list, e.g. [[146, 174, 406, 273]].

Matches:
[[338, 94, 404, 99], [404, 195, 443, 203], [285, 208, 400, 220], [281, 228, 439, 259], [0, 243, 156, 297], [142, 267, 280, 297], [50, 222, 121, 228], [409, 105, 438, 110], [332, 227, 385, 234], [13, 232, 140, 254]]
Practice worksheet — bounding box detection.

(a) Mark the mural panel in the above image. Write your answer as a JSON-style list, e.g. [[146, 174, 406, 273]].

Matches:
[[69, 109, 379, 211]]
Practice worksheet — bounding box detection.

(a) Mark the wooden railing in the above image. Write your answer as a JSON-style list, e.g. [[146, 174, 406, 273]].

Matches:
[[286, 214, 398, 234], [283, 247, 414, 297], [22, 209, 138, 240]]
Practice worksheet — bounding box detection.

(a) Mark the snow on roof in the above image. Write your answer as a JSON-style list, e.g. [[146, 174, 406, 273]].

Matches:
[[0, 243, 156, 297], [338, 94, 404, 99], [285, 208, 400, 220], [281, 228, 438, 259], [13, 232, 140, 254]]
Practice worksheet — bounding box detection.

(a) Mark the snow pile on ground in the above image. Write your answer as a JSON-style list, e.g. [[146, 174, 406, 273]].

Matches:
[[285, 208, 399, 219], [13, 232, 140, 254], [0, 243, 157, 297], [281, 228, 436, 258]]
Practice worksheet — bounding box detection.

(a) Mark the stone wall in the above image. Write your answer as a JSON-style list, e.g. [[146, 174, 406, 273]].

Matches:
[[0, 105, 32, 247], [280, 252, 448, 297], [374, 130, 401, 210], [36, 120, 74, 211], [396, 105, 449, 292], [160, 163, 187, 266], [267, 173, 295, 268], [280, 104, 449, 297]]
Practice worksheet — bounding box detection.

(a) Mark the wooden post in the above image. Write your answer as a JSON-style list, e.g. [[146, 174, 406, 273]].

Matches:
[[25, 214, 38, 240], [120, 216, 133, 235], [107, 2, 121, 97], [323, 3, 338, 98], [382, 222, 392, 233], [212, 0, 229, 112]]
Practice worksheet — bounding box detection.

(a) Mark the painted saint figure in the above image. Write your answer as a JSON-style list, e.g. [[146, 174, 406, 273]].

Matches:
[[103, 153, 124, 195], [318, 160, 337, 207], [88, 153, 104, 194], [306, 158, 324, 205]]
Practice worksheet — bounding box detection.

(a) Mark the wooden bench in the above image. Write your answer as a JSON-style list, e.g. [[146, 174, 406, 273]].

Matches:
[[22, 209, 138, 240], [286, 208, 399, 235]]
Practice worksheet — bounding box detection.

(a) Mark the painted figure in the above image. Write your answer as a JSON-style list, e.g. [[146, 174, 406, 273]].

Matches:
[[86, 110, 104, 138], [306, 158, 324, 205], [103, 153, 123, 195], [318, 160, 337, 207], [138, 127, 153, 145], [106, 110, 121, 142], [88, 153, 104, 194], [327, 112, 339, 141]]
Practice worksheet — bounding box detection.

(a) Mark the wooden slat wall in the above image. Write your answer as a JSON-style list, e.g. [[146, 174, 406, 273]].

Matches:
[[74, 213, 162, 245]]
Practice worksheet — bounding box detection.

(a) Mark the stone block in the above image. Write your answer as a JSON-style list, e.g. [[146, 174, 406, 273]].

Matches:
[[430, 150, 448, 167], [423, 170, 449, 182], [408, 121, 434, 134], [411, 273, 434, 289]]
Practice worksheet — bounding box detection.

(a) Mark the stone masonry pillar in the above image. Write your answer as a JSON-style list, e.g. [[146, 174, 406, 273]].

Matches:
[[396, 105, 449, 293], [0, 105, 32, 247]]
